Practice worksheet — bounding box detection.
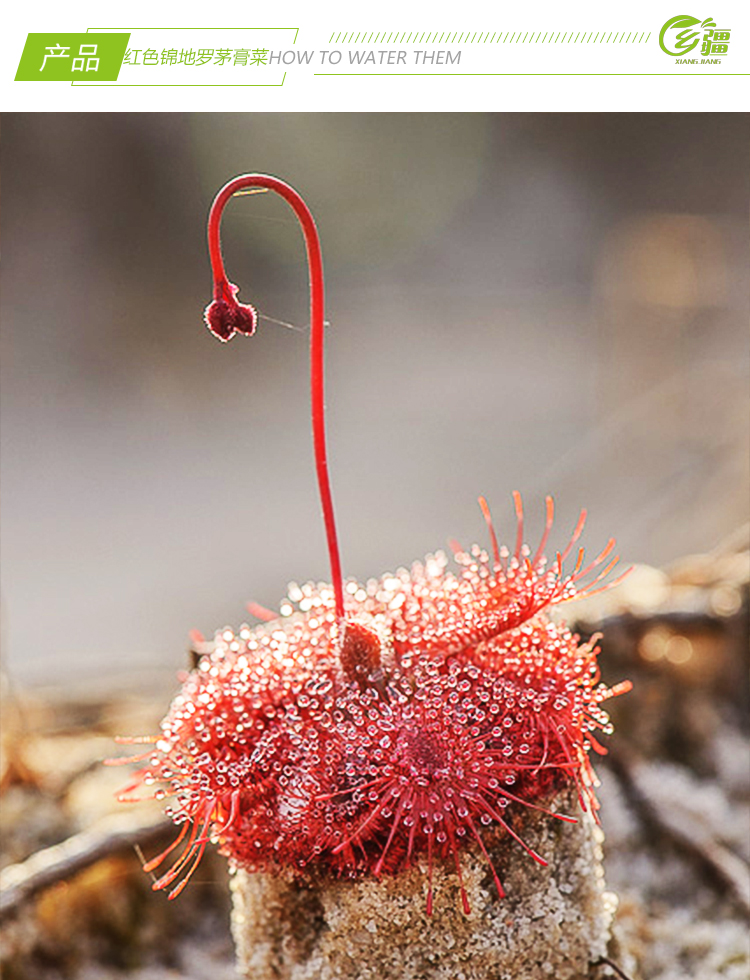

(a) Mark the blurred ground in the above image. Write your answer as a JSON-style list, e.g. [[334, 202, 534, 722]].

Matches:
[[1, 113, 748, 689]]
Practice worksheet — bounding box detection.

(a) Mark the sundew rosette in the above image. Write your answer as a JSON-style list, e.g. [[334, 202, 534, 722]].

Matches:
[[114, 175, 631, 980], [122, 513, 626, 905]]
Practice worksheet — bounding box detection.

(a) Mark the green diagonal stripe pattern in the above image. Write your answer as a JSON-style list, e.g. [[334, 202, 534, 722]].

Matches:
[[327, 30, 651, 44]]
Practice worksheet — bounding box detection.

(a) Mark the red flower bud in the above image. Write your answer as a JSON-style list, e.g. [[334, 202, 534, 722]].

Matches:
[[204, 283, 257, 342]]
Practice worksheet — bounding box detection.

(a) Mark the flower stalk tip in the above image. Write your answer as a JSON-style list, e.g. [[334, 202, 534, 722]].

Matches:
[[204, 282, 257, 342]]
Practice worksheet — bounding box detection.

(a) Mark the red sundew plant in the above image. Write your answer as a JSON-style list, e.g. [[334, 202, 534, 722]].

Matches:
[[115, 175, 631, 914]]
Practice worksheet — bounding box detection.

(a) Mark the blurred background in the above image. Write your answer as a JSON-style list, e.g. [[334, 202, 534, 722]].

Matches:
[[1, 114, 749, 980], [2, 112, 748, 692]]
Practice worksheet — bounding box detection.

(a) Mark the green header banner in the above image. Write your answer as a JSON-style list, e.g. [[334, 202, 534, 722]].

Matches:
[[15, 33, 130, 81]]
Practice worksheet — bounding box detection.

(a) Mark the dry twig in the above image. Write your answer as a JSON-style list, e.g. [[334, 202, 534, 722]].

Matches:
[[607, 745, 750, 918], [0, 815, 171, 921]]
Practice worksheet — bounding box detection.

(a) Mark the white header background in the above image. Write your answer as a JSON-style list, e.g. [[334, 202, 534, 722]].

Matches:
[[2, 0, 748, 111]]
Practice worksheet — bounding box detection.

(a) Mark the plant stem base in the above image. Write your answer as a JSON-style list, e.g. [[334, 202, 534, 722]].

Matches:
[[230, 789, 616, 980]]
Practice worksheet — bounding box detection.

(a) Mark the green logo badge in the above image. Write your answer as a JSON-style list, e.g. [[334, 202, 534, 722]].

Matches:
[[15, 33, 130, 81], [658, 15, 731, 57]]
